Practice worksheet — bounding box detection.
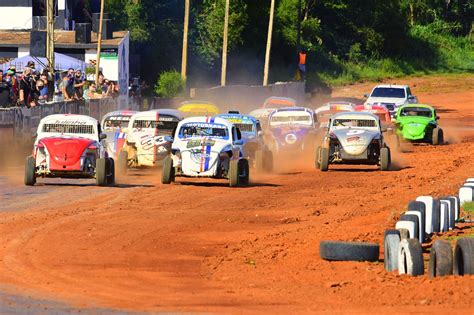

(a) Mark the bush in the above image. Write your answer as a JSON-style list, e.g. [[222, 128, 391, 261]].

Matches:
[[154, 70, 186, 97]]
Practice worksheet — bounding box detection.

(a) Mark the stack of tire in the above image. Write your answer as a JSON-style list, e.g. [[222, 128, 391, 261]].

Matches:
[[385, 195, 461, 276], [459, 178, 474, 205]]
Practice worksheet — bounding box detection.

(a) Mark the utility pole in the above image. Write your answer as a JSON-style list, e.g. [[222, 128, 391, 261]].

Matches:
[[181, 0, 190, 81], [95, 0, 105, 86], [46, 0, 55, 73], [221, 0, 230, 86], [296, 0, 301, 53], [263, 0, 275, 86]]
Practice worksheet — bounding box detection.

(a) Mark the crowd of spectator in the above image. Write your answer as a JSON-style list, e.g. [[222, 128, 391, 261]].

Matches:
[[0, 62, 119, 108]]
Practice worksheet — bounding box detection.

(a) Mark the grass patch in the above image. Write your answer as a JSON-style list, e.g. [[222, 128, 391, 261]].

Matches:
[[462, 202, 474, 213]]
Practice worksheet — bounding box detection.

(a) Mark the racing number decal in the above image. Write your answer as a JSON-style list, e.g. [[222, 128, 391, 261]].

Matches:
[[346, 129, 365, 135]]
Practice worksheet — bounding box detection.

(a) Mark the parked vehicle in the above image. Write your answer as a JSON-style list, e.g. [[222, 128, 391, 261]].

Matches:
[[364, 84, 417, 118], [394, 104, 444, 145], [101, 110, 137, 160], [178, 101, 219, 117], [24, 114, 114, 186], [118, 109, 184, 172], [317, 112, 391, 171], [217, 112, 273, 172], [162, 116, 249, 187]]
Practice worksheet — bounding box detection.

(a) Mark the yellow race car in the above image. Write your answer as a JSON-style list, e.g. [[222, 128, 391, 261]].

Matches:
[[178, 101, 219, 117]]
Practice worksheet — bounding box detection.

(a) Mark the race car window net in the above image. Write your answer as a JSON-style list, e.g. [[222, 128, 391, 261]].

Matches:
[[133, 119, 178, 134], [234, 123, 254, 133], [270, 114, 312, 124], [42, 124, 95, 134], [399, 107, 432, 118], [371, 88, 405, 98], [104, 117, 130, 129], [179, 125, 229, 139], [332, 119, 377, 128]]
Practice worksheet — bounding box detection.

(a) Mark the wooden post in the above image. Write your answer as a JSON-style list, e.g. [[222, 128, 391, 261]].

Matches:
[[221, 0, 230, 86], [95, 0, 105, 86], [263, 0, 275, 86], [181, 0, 190, 81], [46, 0, 54, 72]]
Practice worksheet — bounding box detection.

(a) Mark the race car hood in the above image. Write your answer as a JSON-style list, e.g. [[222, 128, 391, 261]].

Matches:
[[269, 126, 312, 145], [174, 137, 230, 175], [397, 117, 432, 139], [332, 129, 379, 155], [39, 137, 95, 167]]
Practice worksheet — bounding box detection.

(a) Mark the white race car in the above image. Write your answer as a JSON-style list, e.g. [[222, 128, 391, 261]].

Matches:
[[161, 116, 249, 187], [24, 114, 114, 186], [101, 110, 137, 160], [118, 109, 183, 173]]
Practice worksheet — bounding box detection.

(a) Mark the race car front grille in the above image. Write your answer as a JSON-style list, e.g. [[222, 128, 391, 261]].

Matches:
[[43, 124, 94, 134], [234, 123, 254, 133]]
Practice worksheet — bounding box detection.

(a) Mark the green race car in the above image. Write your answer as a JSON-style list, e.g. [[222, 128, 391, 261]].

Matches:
[[395, 104, 444, 145]]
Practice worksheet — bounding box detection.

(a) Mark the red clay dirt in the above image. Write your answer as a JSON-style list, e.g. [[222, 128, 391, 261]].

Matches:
[[0, 74, 473, 314]]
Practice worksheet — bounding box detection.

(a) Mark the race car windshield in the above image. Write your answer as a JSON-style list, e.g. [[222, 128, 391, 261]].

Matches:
[[332, 119, 377, 129], [371, 88, 405, 98], [399, 107, 432, 118], [103, 117, 130, 129], [234, 123, 255, 135], [270, 112, 312, 126], [179, 123, 229, 139]]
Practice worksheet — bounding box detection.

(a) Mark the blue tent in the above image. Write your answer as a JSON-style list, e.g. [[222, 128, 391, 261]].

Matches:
[[0, 53, 86, 72]]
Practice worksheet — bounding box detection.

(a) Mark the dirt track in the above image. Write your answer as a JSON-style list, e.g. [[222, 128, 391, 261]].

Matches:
[[0, 74, 473, 314]]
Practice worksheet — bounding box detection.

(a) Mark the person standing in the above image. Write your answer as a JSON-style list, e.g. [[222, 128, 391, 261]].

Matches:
[[19, 68, 33, 107], [73, 70, 85, 99], [298, 49, 307, 81]]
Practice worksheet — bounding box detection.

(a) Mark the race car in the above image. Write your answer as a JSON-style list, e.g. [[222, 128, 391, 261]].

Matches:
[[353, 104, 392, 130], [249, 96, 297, 127], [178, 100, 219, 117], [364, 84, 418, 118], [317, 112, 391, 171], [266, 107, 319, 153], [117, 109, 184, 172], [394, 104, 444, 145], [217, 112, 273, 172], [161, 116, 249, 187], [315, 102, 355, 128], [24, 114, 114, 186], [101, 110, 137, 160]]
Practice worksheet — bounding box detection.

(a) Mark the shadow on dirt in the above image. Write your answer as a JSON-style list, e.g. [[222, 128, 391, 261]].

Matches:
[[41, 182, 154, 188], [177, 181, 280, 188]]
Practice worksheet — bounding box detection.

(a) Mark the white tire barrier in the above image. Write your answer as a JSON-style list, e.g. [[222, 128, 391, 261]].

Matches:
[[445, 196, 460, 221], [465, 178, 474, 183], [439, 199, 454, 230], [398, 238, 424, 276], [439, 202, 449, 233], [405, 211, 424, 242], [395, 221, 416, 240], [416, 196, 435, 234], [384, 230, 401, 272], [459, 186, 474, 205]]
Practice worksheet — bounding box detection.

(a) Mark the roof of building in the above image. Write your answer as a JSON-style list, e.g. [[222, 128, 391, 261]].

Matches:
[[0, 30, 128, 49]]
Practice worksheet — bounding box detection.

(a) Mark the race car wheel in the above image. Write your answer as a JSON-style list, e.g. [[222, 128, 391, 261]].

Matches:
[[432, 127, 444, 145], [106, 158, 115, 185], [161, 156, 175, 184], [117, 150, 128, 175], [429, 240, 453, 278], [96, 158, 107, 186], [454, 238, 474, 275], [380, 147, 391, 171], [398, 238, 424, 276], [229, 160, 239, 187], [384, 229, 401, 272], [238, 159, 250, 186], [319, 147, 329, 172], [24, 155, 36, 186], [319, 241, 379, 262]]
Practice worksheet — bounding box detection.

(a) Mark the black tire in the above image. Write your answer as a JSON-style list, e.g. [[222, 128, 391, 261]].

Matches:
[[441, 198, 456, 229], [24, 155, 36, 186], [407, 201, 426, 241], [380, 147, 391, 171], [432, 127, 443, 145], [229, 159, 239, 187], [432, 199, 441, 233], [399, 214, 420, 242], [319, 147, 329, 172], [161, 155, 174, 184], [384, 230, 401, 272], [96, 158, 107, 186], [238, 159, 250, 186], [398, 228, 410, 240], [454, 238, 474, 276], [440, 203, 449, 233], [405, 211, 425, 242], [107, 158, 115, 185], [429, 240, 453, 278], [320, 241, 379, 262], [117, 150, 128, 175], [398, 238, 424, 276]]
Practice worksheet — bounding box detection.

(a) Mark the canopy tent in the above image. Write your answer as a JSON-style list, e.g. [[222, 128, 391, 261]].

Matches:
[[0, 53, 86, 72]]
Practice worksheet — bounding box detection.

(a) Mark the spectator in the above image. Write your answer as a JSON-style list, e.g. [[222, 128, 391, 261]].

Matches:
[[27, 61, 36, 71], [82, 81, 91, 100], [38, 78, 48, 104], [0, 70, 3, 83], [19, 68, 33, 107], [61, 74, 73, 101], [5, 68, 18, 105], [87, 83, 102, 99], [73, 69, 85, 99]]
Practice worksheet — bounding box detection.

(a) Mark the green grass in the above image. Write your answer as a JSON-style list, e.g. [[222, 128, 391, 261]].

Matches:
[[462, 202, 474, 213]]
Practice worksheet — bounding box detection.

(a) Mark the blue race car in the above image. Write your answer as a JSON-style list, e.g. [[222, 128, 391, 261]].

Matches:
[[266, 107, 319, 153], [217, 112, 273, 172]]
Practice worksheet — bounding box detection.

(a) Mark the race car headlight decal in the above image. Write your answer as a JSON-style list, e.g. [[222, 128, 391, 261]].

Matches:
[[285, 133, 297, 144]]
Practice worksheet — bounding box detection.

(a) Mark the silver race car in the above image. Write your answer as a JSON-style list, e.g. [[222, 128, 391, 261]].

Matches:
[[317, 112, 391, 171]]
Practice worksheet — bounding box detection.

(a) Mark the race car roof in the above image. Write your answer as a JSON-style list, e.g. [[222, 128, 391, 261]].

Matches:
[[372, 84, 409, 89], [264, 96, 297, 104], [177, 116, 234, 129], [40, 114, 98, 125], [331, 111, 379, 121], [353, 105, 389, 112], [272, 106, 314, 114], [398, 103, 435, 110], [216, 113, 258, 124], [101, 110, 138, 124], [131, 109, 184, 120]]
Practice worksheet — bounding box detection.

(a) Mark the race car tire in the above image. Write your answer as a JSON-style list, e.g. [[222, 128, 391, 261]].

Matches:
[[432, 199, 441, 233], [405, 211, 425, 242], [229, 160, 239, 187], [24, 155, 36, 186], [454, 238, 474, 275], [96, 158, 107, 186], [117, 150, 128, 175], [429, 240, 453, 278], [397, 228, 410, 240], [399, 214, 420, 241], [161, 155, 174, 184], [380, 147, 391, 171], [432, 127, 444, 145], [319, 147, 329, 172], [315, 146, 321, 169], [384, 229, 401, 272], [319, 241, 379, 262], [107, 158, 115, 185], [407, 201, 426, 241], [395, 221, 415, 239], [238, 159, 250, 186], [398, 238, 424, 276]]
